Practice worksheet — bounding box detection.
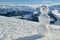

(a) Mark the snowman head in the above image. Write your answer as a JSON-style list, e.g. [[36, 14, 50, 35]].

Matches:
[[40, 5, 49, 14]]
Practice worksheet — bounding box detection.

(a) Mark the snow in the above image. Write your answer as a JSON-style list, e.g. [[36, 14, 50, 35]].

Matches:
[[0, 16, 39, 40], [37, 25, 60, 40], [0, 16, 60, 40], [0, 15, 49, 40]]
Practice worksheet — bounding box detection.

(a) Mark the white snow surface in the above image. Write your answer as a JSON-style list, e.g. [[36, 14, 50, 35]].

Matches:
[[37, 25, 60, 40], [0, 16, 60, 40]]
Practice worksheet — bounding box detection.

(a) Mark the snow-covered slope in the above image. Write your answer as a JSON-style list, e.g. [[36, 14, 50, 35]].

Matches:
[[0, 16, 38, 40], [0, 16, 48, 40], [0, 16, 60, 40]]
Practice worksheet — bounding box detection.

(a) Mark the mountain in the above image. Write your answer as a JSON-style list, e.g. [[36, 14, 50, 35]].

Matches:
[[49, 4, 60, 12], [0, 4, 60, 24]]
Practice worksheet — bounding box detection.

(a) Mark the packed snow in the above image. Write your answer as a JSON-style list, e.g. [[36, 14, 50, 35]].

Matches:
[[0, 15, 60, 40], [0, 14, 49, 40]]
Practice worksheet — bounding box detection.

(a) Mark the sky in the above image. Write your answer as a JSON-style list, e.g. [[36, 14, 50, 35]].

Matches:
[[0, 0, 60, 4]]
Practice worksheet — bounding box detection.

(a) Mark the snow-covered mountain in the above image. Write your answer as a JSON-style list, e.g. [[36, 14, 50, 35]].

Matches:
[[0, 4, 60, 25], [49, 4, 60, 12]]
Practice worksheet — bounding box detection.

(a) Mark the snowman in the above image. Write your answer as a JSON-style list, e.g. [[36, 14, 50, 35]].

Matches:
[[37, 5, 50, 36]]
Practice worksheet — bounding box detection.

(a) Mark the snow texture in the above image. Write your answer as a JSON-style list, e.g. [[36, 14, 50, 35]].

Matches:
[[0, 15, 60, 40], [0, 15, 49, 40]]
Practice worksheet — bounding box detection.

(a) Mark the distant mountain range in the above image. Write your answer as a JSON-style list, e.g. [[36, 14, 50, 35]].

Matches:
[[0, 4, 60, 24]]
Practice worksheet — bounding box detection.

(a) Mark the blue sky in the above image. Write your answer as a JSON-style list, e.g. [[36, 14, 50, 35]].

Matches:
[[0, 0, 60, 4]]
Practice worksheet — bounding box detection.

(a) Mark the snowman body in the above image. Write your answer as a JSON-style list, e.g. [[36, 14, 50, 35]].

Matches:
[[37, 5, 50, 36], [38, 14, 50, 25]]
